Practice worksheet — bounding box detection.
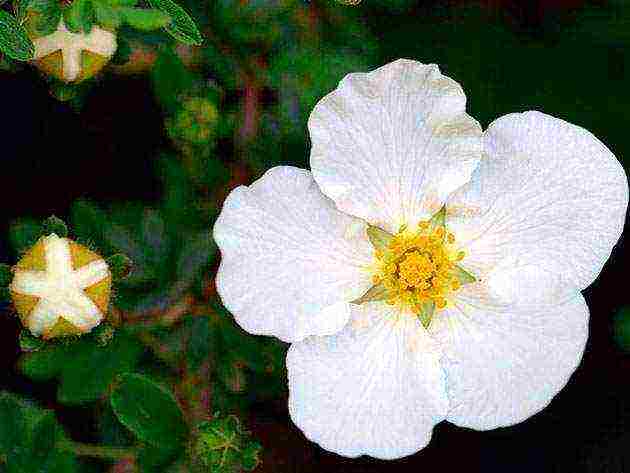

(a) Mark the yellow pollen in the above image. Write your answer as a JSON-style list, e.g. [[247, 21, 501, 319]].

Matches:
[[372, 218, 467, 317]]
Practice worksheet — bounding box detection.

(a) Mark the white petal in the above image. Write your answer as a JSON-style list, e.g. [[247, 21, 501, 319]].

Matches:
[[309, 58, 482, 233], [214, 166, 374, 343], [429, 283, 589, 430], [447, 111, 628, 290], [287, 303, 448, 459]]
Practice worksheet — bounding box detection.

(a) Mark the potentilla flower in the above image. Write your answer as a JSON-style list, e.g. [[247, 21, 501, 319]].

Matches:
[[10, 234, 111, 339], [213, 59, 628, 459]]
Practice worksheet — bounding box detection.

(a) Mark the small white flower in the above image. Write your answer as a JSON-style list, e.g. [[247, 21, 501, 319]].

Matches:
[[32, 21, 117, 82], [213, 59, 628, 459], [10, 234, 111, 339]]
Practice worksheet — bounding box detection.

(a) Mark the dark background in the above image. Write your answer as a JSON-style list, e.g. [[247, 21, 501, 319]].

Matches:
[[1, 0, 630, 471]]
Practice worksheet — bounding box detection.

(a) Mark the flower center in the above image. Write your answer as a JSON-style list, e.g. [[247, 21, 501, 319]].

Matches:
[[354, 207, 476, 327], [374, 222, 464, 312]]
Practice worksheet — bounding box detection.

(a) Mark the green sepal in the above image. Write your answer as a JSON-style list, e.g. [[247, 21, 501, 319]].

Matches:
[[351, 283, 389, 305], [450, 265, 476, 285], [106, 253, 133, 281], [0, 264, 12, 287], [428, 206, 446, 230], [416, 300, 435, 328], [19, 331, 46, 352], [0, 10, 34, 61], [366, 224, 393, 251], [42, 215, 69, 238]]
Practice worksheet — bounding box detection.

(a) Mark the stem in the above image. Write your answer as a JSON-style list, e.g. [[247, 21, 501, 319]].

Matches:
[[60, 441, 137, 461]]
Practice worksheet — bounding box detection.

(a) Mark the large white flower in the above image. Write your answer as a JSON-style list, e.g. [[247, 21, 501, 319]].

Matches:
[[213, 59, 628, 459]]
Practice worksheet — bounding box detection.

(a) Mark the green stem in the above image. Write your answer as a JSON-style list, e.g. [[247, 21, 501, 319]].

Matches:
[[60, 441, 137, 460]]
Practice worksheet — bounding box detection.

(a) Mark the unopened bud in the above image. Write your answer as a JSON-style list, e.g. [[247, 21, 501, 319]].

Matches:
[[10, 234, 111, 339]]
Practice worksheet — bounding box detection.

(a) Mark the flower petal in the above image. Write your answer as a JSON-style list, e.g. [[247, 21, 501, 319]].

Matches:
[[447, 111, 628, 291], [214, 166, 373, 343], [429, 282, 589, 430], [287, 303, 448, 459], [309, 58, 482, 233]]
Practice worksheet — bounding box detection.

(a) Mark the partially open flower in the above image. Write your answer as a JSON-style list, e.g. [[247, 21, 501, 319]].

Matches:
[[214, 59, 628, 459], [30, 21, 117, 83], [10, 234, 111, 339]]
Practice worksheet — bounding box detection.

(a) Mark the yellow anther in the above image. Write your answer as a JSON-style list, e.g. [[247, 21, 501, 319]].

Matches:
[[368, 219, 472, 324]]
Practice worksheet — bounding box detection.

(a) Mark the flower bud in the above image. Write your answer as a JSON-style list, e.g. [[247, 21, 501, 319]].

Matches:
[[10, 234, 111, 339], [29, 20, 117, 83]]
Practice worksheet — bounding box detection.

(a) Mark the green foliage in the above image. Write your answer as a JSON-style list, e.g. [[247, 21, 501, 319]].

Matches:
[[63, 0, 95, 33], [107, 253, 133, 281], [0, 392, 79, 473], [0, 263, 11, 287], [0, 10, 34, 60], [26, 0, 62, 36], [118, 7, 171, 31], [148, 0, 203, 45], [110, 373, 189, 448], [20, 332, 143, 404], [194, 416, 262, 472]]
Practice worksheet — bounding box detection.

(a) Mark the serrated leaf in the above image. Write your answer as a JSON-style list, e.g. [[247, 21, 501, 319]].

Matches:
[[0, 11, 33, 61], [119, 7, 170, 30], [148, 0, 202, 45], [111, 373, 188, 448]]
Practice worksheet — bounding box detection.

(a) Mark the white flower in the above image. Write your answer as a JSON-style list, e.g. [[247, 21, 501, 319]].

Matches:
[[213, 59, 628, 459], [10, 234, 111, 339]]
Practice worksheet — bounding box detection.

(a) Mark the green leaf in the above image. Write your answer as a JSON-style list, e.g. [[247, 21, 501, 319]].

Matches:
[[94, 2, 121, 29], [57, 335, 142, 404], [9, 218, 42, 254], [19, 334, 142, 403], [63, 0, 95, 33], [0, 11, 33, 61], [26, 0, 62, 36], [366, 224, 393, 251], [195, 416, 262, 472], [148, 0, 202, 45], [119, 7, 170, 30], [0, 393, 79, 473], [350, 283, 389, 305], [111, 373, 188, 448], [0, 264, 12, 287]]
